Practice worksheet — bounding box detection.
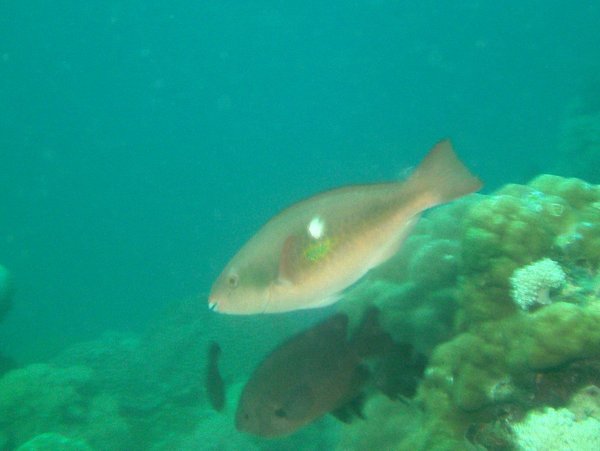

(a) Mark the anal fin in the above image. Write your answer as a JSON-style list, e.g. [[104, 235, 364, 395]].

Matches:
[[330, 392, 366, 424]]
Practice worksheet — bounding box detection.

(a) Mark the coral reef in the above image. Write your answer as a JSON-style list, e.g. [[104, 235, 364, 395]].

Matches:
[[0, 295, 329, 450], [0, 363, 132, 450], [337, 174, 600, 450], [512, 405, 600, 451], [51, 330, 206, 449], [0, 174, 598, 450], [457, 174, 600, 328], [509, 385, 600, 451], [0, 329, 212, 449]]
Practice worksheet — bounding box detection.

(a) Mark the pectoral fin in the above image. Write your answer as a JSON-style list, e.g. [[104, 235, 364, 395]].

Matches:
[[277, 235, 298, 285], [330, 393, 366, 423]]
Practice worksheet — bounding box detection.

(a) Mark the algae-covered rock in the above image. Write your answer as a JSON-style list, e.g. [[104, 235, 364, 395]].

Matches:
[[0, 364, 94, 446], [0, 363, 133, 450]]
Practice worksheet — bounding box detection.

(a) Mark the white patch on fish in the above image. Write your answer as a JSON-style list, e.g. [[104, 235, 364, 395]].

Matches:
[[307, 216, 325, 239]]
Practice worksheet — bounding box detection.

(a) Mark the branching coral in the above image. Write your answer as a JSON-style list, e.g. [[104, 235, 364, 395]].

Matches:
[[510, 258, 566, 309], [512, 407, 600, 451]]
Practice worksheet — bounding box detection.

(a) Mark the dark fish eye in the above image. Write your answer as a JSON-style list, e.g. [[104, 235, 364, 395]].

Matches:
[[274, 408, 287, 418], [227, 273, 239, 288]]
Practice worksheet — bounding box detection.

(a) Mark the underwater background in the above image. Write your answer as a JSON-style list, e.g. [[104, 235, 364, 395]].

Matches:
[[1, 1, 600, 450]]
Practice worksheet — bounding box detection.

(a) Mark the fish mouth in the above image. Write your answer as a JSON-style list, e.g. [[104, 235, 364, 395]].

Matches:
[[208, 298, 219, 312]]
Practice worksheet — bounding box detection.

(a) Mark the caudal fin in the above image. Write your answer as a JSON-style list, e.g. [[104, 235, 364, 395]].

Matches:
[[374, 342, 428, 399], [351, 307, 394, 358], [407, 139, 483, 207]]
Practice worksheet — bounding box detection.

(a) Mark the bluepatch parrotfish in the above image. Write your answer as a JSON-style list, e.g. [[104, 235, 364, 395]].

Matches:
[[205, 341, 225, 412], [235, 308, 425, 438], [209, 140, 482, 314]]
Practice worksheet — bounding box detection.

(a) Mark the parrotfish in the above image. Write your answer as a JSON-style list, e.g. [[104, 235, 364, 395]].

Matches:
[[235, 307, 425, 438], [209, 140, 482, 314]]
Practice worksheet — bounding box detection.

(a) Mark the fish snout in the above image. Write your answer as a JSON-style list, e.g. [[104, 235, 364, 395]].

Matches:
[[208, 298, 219, 312]]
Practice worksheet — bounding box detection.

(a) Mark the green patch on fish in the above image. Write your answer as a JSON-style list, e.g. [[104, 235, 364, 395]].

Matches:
[[304, 236, 334, 263], [209, 139, 482, 314]]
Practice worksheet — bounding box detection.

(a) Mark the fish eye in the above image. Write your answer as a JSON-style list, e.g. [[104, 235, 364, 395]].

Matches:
[[274, 408, 287, 418], [227, 273, 239, 288]]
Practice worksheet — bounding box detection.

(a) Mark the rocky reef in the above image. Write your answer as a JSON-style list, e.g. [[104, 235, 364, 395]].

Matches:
[[337, 174, 600, 450]]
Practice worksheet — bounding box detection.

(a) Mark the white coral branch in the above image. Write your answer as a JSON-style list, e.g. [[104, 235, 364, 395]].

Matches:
[[510, 258, 566, 310]]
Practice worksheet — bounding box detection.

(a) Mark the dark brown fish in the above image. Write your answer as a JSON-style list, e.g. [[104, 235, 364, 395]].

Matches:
[[205, 341, 225, 412], [235, 308, 424, 437]]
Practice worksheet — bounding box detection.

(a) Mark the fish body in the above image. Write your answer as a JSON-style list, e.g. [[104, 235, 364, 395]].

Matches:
[[235, 308, 395, 437], [205, 341, 225, 412], [209, 140, 482, 314]]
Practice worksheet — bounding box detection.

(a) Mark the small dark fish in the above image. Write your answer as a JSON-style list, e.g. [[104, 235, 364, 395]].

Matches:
[[205, 341, 225, 412], [235, 307, 425, 438]]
